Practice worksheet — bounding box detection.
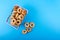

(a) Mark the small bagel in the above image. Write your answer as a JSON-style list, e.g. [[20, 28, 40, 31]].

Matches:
[[24, 22, 29, 28], [10, 11, 18, 19], [17, 8, 22, 13], [15, 20, 21, 26], [29, 22, 35, 28], [13, 6, 19, 11], [22, 30, 27, 34], [10, 18, 16, 26], [26, 28, 32, 32], [15, 13, 19, 19], [17, 14, 24, 20], [22, 9, 27, 16], [13, 11, 18, 16]]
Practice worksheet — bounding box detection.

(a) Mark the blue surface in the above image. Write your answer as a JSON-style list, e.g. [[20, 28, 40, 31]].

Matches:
[[0, 0, 60, 40]]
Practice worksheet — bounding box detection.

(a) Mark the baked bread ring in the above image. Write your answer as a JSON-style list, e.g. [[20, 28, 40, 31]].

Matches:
[[22, 9, 27, 16], [15, 20, 21, 26], [17, 14, 24, 20], [26, 28, 32, 32], [10, 11, 18, 19], [10, 18, 16, 26], [17, 8, 22, 13], [22, 30, 27, 34], [29, 22, 35, 28], [24, 22, 29, 28], [13, 6, 19, 11], [15, 13, 19, 19], [11, 11, 15, 18]]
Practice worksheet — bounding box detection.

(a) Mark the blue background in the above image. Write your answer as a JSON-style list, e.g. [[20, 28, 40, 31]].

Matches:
[[0, 0, 60, 40]]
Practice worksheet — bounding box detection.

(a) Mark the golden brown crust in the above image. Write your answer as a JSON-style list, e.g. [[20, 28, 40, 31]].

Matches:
[[26, 28, 32, 32], [22, 9, 27, 16], [15, 13, 19, 19], [13, 6, 19, 11], [17, 14, 24, 20], [29, 22, 35, 28], [17, 8, 22, 13], [24, 22, 29, 28], [22, 30, 27, 34], [15, 20, 21, 26], [10, 18, 16, 26]]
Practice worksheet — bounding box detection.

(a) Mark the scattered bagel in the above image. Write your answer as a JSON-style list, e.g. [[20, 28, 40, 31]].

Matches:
[[24, 22, 29, 28], [26, 28, 32, 32], [22, 30, 27, 34], [29, 22, 35, 28], [23, 22, 35, 34]]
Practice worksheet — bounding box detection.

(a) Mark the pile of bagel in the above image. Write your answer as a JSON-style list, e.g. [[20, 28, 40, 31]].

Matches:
[[10, 5, 27, 26], [22, 22, 35, 34]]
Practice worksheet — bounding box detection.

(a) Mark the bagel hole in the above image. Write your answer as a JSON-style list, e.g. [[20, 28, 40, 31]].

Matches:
[[31, 24, 33, 26], [18, 13, 21, 15], [18, 9, 21, 12], [17, 21, 19, 23], [13, 20, 14, 22], [24, 31, 25, 32], [26, 24, 28, 26]]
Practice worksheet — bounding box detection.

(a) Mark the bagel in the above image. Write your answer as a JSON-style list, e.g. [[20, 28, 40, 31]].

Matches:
[[26, 28, 32, 32], [17, 8, 22, 13], [22, 30, 27, 34], [22, 9, 27, 16], [29, 22, 35, 28], [10, 18, 16, 26], [15, 13, 19, 19], [17, 14, 24, 20], [24, 22, 29, 28], [10, 11, 18, 19], [15, 20, 21, 26], [13, 6, 19, 11]]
